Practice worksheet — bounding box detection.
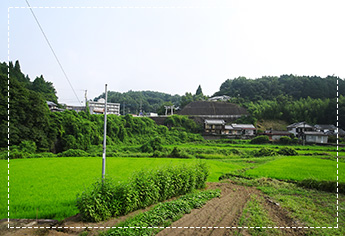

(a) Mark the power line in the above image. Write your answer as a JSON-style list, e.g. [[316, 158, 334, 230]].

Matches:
[[25, 0, 82, 105]]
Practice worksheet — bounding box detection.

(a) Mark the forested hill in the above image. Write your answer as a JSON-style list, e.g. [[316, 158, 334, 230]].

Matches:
[[94, 91, 181, 115], [0, 61, 58, 103], [213, 75, 345, 101]]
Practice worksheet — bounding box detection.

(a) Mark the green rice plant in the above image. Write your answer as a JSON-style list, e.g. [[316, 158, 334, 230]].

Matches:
[[245, 156, 344, 183], [0, 157, 243, 220]]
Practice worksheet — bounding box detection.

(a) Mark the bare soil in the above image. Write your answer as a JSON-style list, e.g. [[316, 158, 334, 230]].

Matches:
[[0, 182, 305, 236]]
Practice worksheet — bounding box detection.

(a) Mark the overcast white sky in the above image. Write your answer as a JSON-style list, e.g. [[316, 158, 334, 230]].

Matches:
[[1, 0, 345, 105]]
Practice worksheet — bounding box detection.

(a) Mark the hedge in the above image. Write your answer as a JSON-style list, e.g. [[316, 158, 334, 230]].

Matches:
[[76, 162, 209, 222]]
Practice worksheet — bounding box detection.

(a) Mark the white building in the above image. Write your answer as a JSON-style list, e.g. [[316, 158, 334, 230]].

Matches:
[[304, 132, 328, 144], [89, 98, 120, 115]]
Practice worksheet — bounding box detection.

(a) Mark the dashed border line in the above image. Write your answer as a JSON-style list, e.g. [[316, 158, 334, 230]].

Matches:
[[7, 6, 340, 230]]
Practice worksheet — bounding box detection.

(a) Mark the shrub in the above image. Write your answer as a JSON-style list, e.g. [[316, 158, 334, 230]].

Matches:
[[19, 140, 37, 153], [10, 148, 30, 159], [279, 136, 292, 145], [254, 147, 277, 157], [140, 137, 163, 153], [58, 149, 90, 157], [76, 179, 115, 222], [169, 147, 194, 159], [28, 152, 56, 158], [277, 147, 298, 156], [152, 150, 167, 157], [76, 162, 209, 222], [250, 135, 270, 144]]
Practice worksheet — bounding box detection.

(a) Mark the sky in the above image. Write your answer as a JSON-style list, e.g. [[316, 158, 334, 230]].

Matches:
[[1, 0, 345, 105]]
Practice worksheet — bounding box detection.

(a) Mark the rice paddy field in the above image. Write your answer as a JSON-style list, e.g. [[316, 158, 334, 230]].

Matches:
[[1, 143, 344, 221]]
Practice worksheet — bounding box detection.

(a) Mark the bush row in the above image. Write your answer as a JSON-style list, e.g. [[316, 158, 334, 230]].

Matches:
[[101, 189, 221, 236], [76, 162, 209, 222], [253, 147, 298, 157]]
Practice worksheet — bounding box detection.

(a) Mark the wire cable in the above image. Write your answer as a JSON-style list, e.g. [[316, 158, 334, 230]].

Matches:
[[25, 0, 82, 105]]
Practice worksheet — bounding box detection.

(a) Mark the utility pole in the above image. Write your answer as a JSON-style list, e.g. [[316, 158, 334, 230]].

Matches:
[[139, 100, 142, 116], [102, 84, 108, 181], [84, 90, 88, 112]]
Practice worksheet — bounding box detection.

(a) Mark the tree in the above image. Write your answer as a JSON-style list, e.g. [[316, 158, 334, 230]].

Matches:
[[196, 85, 203, 96], [31, 75, 58, 103]]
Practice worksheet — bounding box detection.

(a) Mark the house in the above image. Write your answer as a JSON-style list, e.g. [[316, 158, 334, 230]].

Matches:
[[263, 130, 292, 141], [314, 124, 337, 134], [204, 120, 225, 134], [223, 124, 256, 136], [46, 101, 64, 112], [89, 98, 120, 115], [304, 131, 328, 144], [287, 122, 314, 137], [66, 105, 86, 113], [222, 125, 241, 135]]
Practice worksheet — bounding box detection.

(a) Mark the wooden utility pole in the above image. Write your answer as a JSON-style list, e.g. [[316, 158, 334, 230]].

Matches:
[[102, 84, 108, 181]]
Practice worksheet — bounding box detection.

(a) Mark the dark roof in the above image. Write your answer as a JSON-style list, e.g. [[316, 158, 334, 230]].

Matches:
[[204, 119, 225, 125], [46, 101, 57, 107], [179, 101, 248, 116], [314, 124, 337, 130], [287, 122, 313, 128]]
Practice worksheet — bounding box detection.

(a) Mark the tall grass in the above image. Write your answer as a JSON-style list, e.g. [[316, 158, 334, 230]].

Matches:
[[76, 162, 209, 222]]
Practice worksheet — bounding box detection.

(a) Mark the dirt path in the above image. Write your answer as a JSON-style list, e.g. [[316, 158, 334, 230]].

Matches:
[[157, 182, 305, 236], [0, 182, 305, 236]]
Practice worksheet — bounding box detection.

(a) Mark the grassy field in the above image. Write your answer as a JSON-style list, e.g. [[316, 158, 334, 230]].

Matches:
[[244, 156, 345, 182], [0, 157, 244, 220]]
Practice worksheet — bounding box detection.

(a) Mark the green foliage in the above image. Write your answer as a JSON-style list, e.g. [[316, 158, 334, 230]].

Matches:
[[76, 178, 115, 222], [214, 75, 343, 101], [19, 140, 37, 153], [58, 149, 90, 157], [253, 147, 277, 157], [169, 147, 195, 159], [140, 137, 163, 153], [250, 135, 270, 144], [76, 162, 209, 222], [279, 136, 292, 145], [195, 85, 203, 96], [164, 115, 203, 133], [102, 189, 220, 236], [277, 147, 298, 156], [95, 90, 181, 115], [31, 75, 58, 103]]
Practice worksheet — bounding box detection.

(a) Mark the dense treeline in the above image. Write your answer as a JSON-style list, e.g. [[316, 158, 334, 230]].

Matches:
[[214, 75, 344, 101], [236, 95, 345, 129], [95, 90, 181, 115]]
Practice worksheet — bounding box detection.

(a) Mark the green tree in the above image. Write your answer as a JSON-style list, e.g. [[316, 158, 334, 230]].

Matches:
[[196, 85, 203, 96]]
